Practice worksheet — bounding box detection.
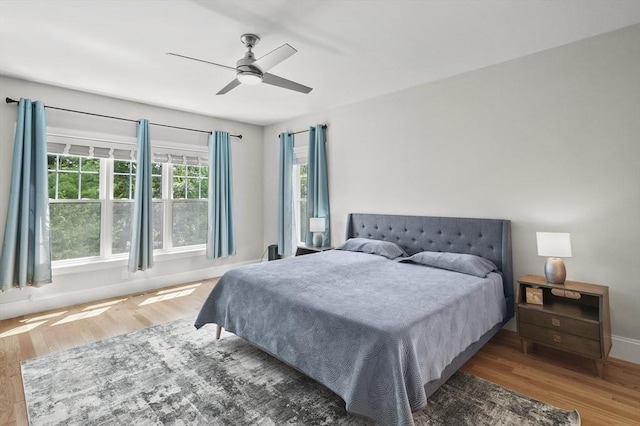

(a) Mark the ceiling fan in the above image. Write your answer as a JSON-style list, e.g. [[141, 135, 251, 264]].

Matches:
[[167, 34, 312, 95]]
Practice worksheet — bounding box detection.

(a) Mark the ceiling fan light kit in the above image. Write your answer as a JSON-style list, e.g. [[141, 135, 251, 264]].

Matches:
[[237, 71, 263, 85], [168, 33, 312, 95]]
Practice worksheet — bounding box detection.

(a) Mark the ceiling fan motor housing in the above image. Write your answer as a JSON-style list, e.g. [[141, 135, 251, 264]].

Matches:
[[236, 51, 263, 84], [236, 37, 263, 83]]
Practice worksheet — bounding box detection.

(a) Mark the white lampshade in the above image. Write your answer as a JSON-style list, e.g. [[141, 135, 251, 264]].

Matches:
[[309, 217, 326, 233], [237, 71, 262, 85], [536, 232, 572, 258]]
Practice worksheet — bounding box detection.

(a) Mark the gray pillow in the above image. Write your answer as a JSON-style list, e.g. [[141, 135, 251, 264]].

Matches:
[[398, 251, 497, 278], [335, 238, 407, 260]]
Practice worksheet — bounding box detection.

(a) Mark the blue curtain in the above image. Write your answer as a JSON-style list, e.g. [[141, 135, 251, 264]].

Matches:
[[128, 119, 153, 272], [305, 125, 330, 246], [0, 99, 52, 290], [277, 133, 295, 256], [207, 131, 235, 259]]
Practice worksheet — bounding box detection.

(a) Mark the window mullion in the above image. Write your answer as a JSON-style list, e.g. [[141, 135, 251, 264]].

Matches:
[[102, 159, 113, 258], [54, 155, 60, 199], [164, 163, 173, 249], [77, 158, 82, 201]]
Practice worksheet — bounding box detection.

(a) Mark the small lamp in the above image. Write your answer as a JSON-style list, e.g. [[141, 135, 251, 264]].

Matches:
[[309, 218, 326, 247], [536, 232, 572, 284]]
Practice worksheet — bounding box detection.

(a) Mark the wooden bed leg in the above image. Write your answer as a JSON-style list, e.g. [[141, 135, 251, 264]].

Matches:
[[595, 360, 604, 378], [215, 324, 222, 340]]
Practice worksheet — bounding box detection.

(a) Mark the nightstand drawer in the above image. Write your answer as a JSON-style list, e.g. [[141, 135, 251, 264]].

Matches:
[[518, 308, 600, 340], [519, 322, 601, 358]]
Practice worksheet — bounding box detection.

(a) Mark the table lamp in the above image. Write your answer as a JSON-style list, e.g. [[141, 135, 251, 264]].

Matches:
[[310, 218, 326, 247], [536, 232, 572, 284]]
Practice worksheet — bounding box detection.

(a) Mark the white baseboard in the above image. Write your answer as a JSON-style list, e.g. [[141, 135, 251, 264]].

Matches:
[[0, 259, 260, 321], [611, 335, 640, 364]]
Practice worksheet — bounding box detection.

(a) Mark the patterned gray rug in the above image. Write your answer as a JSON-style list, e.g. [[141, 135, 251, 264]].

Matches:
[[22, 317, 580, 426]]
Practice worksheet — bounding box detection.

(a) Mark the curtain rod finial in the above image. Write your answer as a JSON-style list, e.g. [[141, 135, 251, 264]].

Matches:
[[5, 97, 17, 104]]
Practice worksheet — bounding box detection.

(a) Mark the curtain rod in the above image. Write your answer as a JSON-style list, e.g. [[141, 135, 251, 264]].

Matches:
[[280, 124, 327, 138], [5, 97, 242, 139]]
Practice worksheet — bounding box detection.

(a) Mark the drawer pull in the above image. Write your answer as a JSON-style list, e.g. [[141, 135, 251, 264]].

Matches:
[[553, 334, 562, 343], [551, 318, 561, 327]]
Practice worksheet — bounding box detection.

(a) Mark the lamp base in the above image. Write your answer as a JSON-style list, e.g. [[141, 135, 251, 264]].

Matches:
[[544, 257, 566, 284], [312, 232, 323, 247]]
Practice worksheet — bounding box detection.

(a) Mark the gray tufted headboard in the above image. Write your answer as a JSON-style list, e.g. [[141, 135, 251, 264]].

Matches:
[[346, 213, 514, 322]]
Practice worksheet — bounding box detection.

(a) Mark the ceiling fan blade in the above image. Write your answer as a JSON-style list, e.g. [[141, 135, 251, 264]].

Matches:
[[253, 44, 297, 72], [262, 73, 312, 94], [216, 79, 241, 95], [166, 53, 236, 72]]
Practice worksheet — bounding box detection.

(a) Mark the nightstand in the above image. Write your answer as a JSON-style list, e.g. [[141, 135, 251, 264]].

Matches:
[[295, 244, 333, 256], [517, 274, 612, 377]]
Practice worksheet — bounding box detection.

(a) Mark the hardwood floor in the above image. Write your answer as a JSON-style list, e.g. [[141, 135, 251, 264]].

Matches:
[[0, 279, 638, 425]]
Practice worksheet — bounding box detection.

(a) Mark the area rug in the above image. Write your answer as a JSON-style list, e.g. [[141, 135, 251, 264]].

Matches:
[[22, 317, 580, 426]]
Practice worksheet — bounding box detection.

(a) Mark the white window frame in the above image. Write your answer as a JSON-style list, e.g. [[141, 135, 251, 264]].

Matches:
[[46, 127, 210, 270]]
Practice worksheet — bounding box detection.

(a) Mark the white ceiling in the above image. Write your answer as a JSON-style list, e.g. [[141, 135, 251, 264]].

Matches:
[[1, 0, 639, 126]]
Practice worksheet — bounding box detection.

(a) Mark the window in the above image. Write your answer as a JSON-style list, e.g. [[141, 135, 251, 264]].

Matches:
[[47, 152, 209, 263], [111, 160, 164, 254], [292, 142, 309, 244], [293, 164, 308, 243], [48, 155, 101, 261], [171, 164, 209, 247]]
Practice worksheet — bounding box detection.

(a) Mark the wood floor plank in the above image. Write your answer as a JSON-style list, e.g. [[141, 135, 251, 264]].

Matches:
[[0, 277, 638, 426], [465, 331, 640, 425]]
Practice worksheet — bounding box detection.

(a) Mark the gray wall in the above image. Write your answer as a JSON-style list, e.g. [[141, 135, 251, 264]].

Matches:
[[0, 76, 264, 317], [263, 25, 640, 362]]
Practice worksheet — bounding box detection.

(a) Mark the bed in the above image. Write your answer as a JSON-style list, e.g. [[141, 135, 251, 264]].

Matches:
[[195, 213, 513, 426]]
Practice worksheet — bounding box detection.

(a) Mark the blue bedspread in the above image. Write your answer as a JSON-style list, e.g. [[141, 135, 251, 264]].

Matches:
[[195, 250, 506, 426]]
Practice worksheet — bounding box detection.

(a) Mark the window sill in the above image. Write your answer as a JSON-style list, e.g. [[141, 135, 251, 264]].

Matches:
[[52, 246, 207, 276]]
